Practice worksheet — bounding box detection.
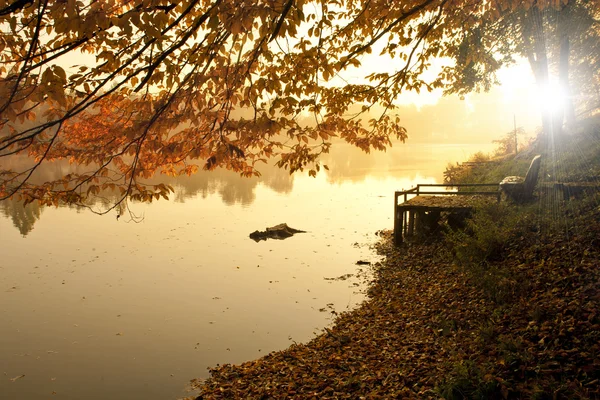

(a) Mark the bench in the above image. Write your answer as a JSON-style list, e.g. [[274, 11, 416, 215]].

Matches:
[[499, 155, 542, 202]]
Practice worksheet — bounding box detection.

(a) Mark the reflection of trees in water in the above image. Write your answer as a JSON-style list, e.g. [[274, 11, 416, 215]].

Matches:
[[163, 163, 294, 205], [0, 159, 297, 235], [0, 198, 42, 236], [322, 144, 378, 184], [170, 169, 260, 206]]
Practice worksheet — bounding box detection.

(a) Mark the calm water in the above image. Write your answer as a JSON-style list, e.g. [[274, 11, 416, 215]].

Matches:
[[0, 143, 492, 399]]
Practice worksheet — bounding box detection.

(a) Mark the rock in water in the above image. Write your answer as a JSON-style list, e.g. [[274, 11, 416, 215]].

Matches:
[[249, 223, 306, 242]]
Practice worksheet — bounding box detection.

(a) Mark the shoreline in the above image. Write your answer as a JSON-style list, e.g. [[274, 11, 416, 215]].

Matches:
[[193, 213, 600, 399], [191, 233, 498, 399], [192, 125, 600, 399]]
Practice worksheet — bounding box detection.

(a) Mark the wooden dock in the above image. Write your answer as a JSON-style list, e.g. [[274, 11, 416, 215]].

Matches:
[[393, 184, 500, 245], [540, 182, 599, 200]]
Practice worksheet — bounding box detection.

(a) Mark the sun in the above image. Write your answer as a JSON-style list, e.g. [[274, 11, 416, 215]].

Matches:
[[498, 61, 570, 120], [537, 81, 568, 117]]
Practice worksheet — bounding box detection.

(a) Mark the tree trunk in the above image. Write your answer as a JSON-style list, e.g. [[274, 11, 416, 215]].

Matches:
[[559, 34, 577, 129], [522, 6, 553, 137]]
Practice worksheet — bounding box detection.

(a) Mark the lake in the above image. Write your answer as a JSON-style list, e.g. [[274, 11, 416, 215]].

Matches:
[[0, 143, 492, 399]]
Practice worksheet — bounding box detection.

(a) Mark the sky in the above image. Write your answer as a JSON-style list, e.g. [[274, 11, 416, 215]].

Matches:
[[54, 18, 547, 150], [337, 59, 544, 146], [331, 35, 546, 146], [398, 62, 543, 145]]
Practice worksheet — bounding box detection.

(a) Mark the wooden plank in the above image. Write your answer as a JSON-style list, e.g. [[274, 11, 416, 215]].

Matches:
[[400, 194, 496, 208], [395, 184, 499, 201], [396, 209, 404, 244], [417, 183, 499, 188], [415, 191, 498, 196]]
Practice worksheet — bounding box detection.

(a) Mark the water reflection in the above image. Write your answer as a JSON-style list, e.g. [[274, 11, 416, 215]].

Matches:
[[169, 163, 293, 205], [0, 197, 43, 236], [0, 141, 502, 400], [0, 169, 396, 400], [2, 142, 492, 236]]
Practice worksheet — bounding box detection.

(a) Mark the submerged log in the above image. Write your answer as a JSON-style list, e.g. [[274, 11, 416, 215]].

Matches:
[[249, 223, 306, 242]]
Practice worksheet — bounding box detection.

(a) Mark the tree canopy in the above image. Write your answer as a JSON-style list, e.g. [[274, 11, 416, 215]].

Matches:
[[0, 0, 598, 211]]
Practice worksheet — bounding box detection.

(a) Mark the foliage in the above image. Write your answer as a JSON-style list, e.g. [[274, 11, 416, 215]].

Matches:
[[436, 360, 501, 400], [446, 155, 535, 186], [446, 0, 600, 116], [0, 0, 595, 211], [469, 151, 491, 163], [492, 127, 527, 157], [443, 162, 467, 184], [444, 202, 539, 304], [443, 150, 519, 185], [445, 115, 600, 304], [445, 202, 524, 265]]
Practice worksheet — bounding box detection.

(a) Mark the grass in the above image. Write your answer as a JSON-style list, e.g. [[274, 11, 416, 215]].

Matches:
[[436, 117, 600, 398], [444, 116, 600, 301], [436, 360, 502, 400], [446, 115, 600, 187]]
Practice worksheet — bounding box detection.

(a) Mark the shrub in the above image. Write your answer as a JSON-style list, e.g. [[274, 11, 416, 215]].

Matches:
[[443, 202, 537, 304], [445, 202, 523, 265], [436, 360, 502, 400]]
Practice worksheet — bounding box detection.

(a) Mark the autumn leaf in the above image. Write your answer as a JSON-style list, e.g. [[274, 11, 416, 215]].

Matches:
[[0, 0, 594, 209]]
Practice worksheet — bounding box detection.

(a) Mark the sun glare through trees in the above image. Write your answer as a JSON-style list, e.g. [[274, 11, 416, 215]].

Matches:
[[537, 81, 569, 117]]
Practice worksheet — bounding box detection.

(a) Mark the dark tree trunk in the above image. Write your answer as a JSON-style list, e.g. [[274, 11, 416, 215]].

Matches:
[[559, 34, 577, 128]]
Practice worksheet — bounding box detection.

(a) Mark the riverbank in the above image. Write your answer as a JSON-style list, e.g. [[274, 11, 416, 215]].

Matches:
[[192, 234, 497, 398], [192, 120, 600, 399]]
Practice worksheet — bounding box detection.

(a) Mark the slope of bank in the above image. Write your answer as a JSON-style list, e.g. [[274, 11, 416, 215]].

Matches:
[[192, 119, 600, 399]]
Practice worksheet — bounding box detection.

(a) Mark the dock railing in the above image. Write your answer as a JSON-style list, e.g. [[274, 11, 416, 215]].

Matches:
[[393, 183, 500, 245]]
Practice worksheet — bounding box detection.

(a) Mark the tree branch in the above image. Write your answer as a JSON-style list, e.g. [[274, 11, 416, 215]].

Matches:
[[0, 0, 33, 16]]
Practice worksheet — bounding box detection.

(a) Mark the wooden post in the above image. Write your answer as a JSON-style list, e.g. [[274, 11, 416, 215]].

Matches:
[[408, 210, 415, 237], [393, 193, 402, 245], [415, 211, 423, 236], [397, 209, 404, 244]]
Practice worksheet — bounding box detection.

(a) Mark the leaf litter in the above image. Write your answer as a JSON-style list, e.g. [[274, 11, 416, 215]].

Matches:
[[191, 205, 600, 399]]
